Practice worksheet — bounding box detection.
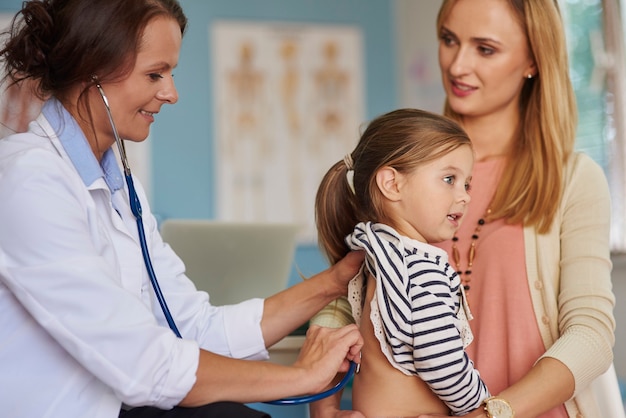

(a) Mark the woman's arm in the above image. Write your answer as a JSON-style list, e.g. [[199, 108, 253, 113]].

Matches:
[[419, 154, 615, 418], [418, 357, 574, 418], [180, 243, 365, 405], [261, 250, 363, 347], [542, 154, 615, 389], [181, 323, 363, 406], [500, 154, 614, 417]]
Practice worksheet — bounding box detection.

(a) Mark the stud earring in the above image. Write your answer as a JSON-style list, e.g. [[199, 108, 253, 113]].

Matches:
[[526, 73, 533, 79]]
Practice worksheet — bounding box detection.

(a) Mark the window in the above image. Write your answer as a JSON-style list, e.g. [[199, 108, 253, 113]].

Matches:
[[561, 0, 626, 252]]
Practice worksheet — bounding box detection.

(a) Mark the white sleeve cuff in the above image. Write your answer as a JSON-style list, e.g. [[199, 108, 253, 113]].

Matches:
[[222, 298, 269, 361]]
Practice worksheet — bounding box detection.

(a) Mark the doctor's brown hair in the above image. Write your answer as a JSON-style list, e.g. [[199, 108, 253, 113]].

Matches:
[[0, 0, 187, 103], [315, 108, 471, 264]]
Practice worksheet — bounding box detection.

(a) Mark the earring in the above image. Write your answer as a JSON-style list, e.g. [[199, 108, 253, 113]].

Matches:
[[526, 73, 533, 79]]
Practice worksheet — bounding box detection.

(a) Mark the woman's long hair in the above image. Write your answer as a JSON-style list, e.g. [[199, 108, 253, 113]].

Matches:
[[437, 0, 576, 233]]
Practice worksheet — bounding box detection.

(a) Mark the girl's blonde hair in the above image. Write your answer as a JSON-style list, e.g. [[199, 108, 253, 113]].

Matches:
[[315, 108, 471, 264], [437, 0, 576, 233]]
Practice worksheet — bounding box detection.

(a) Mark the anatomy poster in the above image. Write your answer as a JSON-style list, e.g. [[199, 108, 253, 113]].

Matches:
[[211, 21, 364, 241]]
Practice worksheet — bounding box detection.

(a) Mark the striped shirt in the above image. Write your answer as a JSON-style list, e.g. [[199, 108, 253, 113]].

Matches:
[[346, 222, 490, 415]]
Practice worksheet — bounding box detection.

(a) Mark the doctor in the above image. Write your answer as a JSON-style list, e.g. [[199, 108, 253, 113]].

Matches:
[[0, 1, 364, 417]]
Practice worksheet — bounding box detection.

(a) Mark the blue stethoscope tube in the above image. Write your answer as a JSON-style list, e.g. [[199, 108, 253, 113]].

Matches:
[[263, 360, 357, 405], [94, 80, 352, 405], [95, 80, 182, 339]]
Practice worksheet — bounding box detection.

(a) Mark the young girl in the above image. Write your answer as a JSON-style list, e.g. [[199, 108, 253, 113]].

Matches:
[[313, 108, 490, 417]]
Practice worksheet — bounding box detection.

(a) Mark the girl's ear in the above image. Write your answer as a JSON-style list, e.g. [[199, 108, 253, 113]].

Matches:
[[375, 167, 403, 202]]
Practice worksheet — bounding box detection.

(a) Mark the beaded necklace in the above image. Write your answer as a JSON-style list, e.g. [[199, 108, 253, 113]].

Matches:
[[451, 208, 491, 297]]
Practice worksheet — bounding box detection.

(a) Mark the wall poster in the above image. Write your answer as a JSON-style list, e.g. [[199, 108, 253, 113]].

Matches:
[[211, 21, 365, 242]]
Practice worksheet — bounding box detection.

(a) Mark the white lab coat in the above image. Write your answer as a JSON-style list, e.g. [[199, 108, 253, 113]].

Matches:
[[0, 100, 268, 418]]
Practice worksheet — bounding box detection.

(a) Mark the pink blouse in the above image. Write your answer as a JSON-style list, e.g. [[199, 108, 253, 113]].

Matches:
[[435, 158, 568, 418]]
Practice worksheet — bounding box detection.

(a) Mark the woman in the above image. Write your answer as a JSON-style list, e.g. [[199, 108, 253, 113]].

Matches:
[[310, 0, 616, 417], [430, 0, 615, 416], [0, 1, 363, 417]]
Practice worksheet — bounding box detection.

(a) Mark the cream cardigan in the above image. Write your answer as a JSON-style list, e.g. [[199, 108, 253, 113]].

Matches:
[[527, 152, 615, 417], [312, 152, 618, 417]]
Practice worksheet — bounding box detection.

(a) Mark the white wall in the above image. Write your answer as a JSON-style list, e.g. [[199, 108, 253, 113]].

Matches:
[[394, 0, 445, 113]]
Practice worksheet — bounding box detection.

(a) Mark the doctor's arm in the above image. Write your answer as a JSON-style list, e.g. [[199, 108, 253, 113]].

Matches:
[[260, 249, 364, 347], [181, 322, 363, 406], [180, 250, 365, 406]]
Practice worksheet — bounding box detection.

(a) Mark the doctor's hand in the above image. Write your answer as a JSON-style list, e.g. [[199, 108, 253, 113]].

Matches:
[[327, 250, 365, 293], [294, 324, 363, 396]]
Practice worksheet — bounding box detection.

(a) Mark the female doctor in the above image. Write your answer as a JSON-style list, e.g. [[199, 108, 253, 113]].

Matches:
[[0, 1, 364, 418]]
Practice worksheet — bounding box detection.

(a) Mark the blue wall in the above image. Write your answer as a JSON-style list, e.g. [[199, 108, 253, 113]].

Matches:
[[154, 0, 398, 285], [155, 0, 396, 220]]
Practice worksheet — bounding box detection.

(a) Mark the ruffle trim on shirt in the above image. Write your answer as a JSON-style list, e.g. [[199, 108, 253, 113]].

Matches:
[[346, 223, 475, 377]]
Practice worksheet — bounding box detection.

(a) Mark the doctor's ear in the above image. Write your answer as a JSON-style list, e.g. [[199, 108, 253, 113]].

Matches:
[[375, 167, 402, 202]]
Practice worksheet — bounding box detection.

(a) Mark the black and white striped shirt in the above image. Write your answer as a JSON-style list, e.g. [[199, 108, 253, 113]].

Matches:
[[346, 222, 490, 415]]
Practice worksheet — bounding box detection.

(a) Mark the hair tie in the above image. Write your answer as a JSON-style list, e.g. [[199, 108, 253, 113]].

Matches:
[[344, 153, 355, 194], [343, 153, 354, 170]]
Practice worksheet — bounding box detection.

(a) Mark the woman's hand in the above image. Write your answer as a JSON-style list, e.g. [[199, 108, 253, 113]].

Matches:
[[294, 324, 363, 394], [261, 250, 364, 347], [182, 324, 362, 406]]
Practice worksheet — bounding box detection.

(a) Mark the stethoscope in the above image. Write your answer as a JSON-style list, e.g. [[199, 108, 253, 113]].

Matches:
[[93, 79, 355, 405]]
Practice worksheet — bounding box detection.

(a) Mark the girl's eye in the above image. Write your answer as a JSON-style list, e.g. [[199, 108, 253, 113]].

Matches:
[[149, 73, 164, 81], [465, 182, 472, 192], [443, 175, 455, 185]]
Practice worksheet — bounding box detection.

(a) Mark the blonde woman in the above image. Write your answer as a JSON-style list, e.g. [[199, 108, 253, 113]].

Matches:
[[310, 1, 617, 417]]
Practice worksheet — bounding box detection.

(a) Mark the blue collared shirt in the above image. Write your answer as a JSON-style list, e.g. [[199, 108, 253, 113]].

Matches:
[[41, 98, 124, 193]]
